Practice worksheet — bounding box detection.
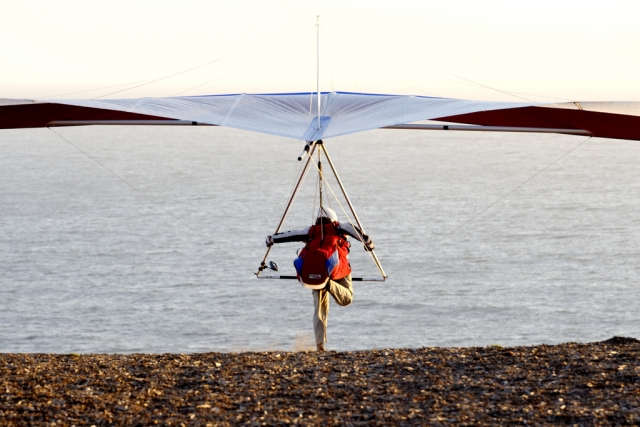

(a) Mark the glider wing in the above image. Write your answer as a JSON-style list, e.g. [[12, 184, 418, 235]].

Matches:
[[2, 94, 639, 141], [433, 102, 640, 141], [0, 93, 534, 140]]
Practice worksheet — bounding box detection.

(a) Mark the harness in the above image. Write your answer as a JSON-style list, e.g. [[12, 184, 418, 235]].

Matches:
[[293, 222, 351, 289]]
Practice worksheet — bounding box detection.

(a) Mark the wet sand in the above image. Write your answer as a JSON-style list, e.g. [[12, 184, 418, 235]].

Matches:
[[1, 337, 639, 426]]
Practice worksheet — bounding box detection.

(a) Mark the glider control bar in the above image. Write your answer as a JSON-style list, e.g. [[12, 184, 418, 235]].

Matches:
[[256, 141, 319, 276], [256, 140, 386, 282], [384, 124, 592, 137], [47, 120, 216, 127], [257, 275, 385, 282], [318, 143, 387, 279]]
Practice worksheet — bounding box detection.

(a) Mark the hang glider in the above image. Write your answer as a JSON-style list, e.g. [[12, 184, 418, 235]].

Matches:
[[2, 93, 640, 141]]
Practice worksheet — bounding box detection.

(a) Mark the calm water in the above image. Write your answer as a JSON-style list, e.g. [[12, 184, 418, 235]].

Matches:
[[2, 126, 639, 353]]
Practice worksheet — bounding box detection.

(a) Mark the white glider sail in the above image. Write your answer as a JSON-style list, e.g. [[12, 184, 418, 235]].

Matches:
[[2, 93, 640, 141], [11, 92, 536, 140], [0, 92, 533, 141]]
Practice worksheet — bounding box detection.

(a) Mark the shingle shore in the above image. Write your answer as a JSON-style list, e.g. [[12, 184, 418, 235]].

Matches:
[[1, 337, 639, 426]]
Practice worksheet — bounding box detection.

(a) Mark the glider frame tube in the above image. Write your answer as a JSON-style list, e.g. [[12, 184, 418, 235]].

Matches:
[[256, 140, 386, 281], [257, 275, 385, 282], [46, 121, 591, 137], [256, 141, 319, 276], [47, 120, 215, 126], [384, 124, 592, 136], [318, 143, 387, 279]]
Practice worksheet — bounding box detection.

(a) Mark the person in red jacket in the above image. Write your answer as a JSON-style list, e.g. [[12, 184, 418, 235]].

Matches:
[[266, 207, 374, 351]]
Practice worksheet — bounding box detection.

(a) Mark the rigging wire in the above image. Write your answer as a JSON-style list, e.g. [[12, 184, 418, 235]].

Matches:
[[275, 148, 317, 234], [316, 20, 354, 94], [323, 19, 540, 102], [318, 151, 334, 214], [38, 78, 154, 99], [321, 31, 436, 97], [387, 135, 593, 277], [317, 19, 363, 95], [320, 30, 336, 92], [168, 31, 302, 97], [92, 22, 311, 100], [288, 156, 313, 228], [250, 30, 313, 94], [47, 127, 255, 274], [307, 152, 382, 275], [312, 161, 319, 223]]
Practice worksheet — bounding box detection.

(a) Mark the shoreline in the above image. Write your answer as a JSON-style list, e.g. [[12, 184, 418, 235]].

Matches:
[[1, 337, 638, 426]]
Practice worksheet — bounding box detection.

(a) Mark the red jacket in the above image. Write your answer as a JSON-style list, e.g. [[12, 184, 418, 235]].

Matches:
[[294, 222, 351, 286], [308, 222, 352, 280]]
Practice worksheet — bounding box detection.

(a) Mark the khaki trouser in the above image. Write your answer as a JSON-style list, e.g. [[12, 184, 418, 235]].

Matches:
[[312, 275, 353, 346]]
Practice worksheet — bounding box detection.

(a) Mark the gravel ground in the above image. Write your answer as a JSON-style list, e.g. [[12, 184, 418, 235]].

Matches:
[[1, 337, 639, 426]]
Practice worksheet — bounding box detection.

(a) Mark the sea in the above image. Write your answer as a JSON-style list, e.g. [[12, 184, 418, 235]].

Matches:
[[2, 125, 639, 353]]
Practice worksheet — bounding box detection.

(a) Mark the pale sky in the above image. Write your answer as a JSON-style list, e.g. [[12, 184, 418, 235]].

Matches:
[[1, 0, 639, 102]]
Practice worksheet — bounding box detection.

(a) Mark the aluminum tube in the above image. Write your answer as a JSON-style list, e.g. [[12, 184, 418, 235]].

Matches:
[[319, 144, 387, 278], [316, 15, 321, 131], [257, 276, 385, 282], [47, 120, 215, 126], [384, 124, 592, 136], [256, 141, 318, 276], [274, 141, 318, 234]]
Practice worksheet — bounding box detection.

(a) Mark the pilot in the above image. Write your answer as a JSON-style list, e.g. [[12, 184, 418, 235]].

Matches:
[[266, 206, 374, 351]]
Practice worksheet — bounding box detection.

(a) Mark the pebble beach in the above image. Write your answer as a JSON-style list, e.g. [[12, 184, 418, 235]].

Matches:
[[1, 337, 639, 426]]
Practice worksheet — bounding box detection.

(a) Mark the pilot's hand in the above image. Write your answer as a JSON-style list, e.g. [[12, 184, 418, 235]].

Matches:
[[363, 234, 375, 251], [266, 236, 274, 247]]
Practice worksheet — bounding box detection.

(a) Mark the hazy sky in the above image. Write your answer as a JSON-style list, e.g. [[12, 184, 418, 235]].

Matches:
[[2, 0, 639, 101]]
